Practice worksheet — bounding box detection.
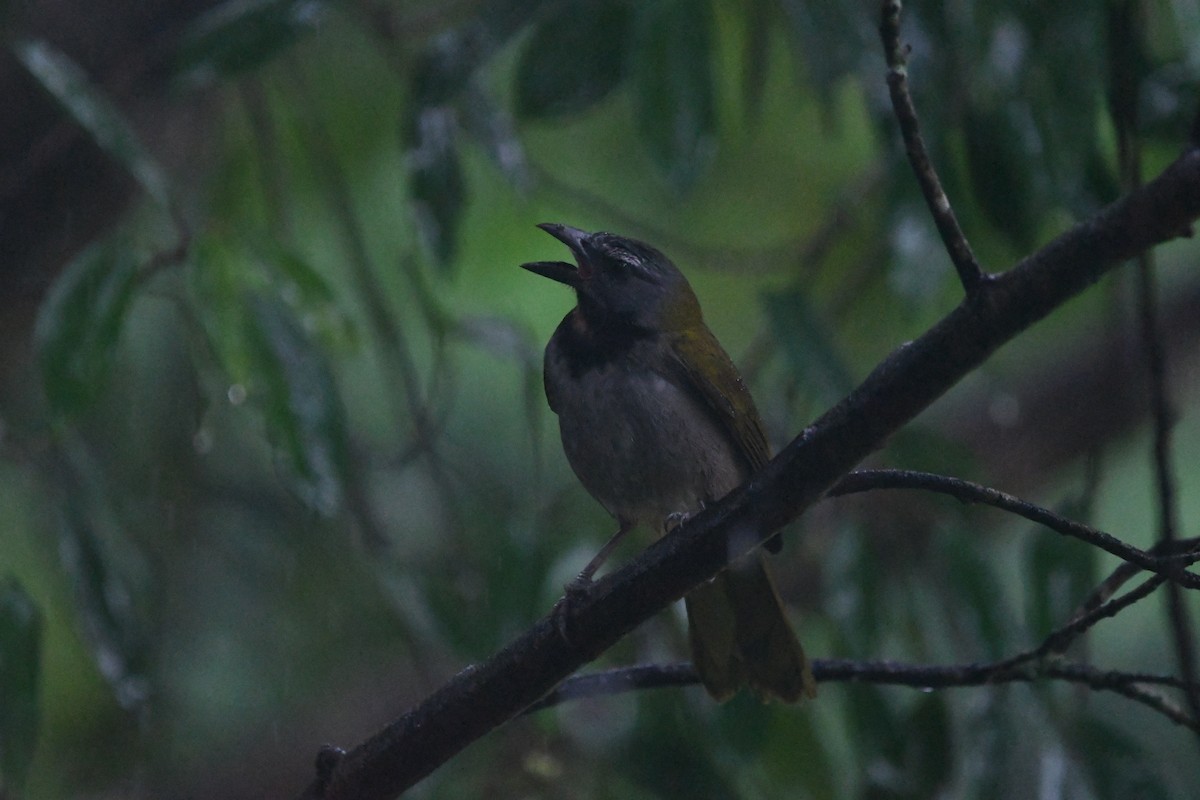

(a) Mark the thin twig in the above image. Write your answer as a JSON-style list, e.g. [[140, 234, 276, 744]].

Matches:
[[1017, 574, 1163, 662], [828, 469, 1200, 589], [1040, 663, 1198, 729], [1075, 537, 1200, 615], [524, 663, 696, 714], [878, 0, 985, 295], [527, 659, 1200, 731]]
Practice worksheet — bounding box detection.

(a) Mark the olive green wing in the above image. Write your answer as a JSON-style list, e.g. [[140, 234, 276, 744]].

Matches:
[[665, 326, 772, 474]]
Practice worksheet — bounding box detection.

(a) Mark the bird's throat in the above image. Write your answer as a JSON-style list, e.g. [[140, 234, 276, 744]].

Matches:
[[556, 306, 655, 379]]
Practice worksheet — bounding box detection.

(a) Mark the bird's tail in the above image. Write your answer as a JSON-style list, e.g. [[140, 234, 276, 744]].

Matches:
[[684, 552, 816, 703]]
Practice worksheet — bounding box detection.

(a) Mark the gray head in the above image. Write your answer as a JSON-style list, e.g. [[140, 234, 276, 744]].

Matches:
[[521, 223, 702, 332]]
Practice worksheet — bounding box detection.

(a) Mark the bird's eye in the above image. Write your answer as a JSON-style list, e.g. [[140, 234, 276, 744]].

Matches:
[[606, 247, 656, 283]]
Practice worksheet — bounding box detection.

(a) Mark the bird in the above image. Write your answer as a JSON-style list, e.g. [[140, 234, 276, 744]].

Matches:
[[521, 222, 816, 703]]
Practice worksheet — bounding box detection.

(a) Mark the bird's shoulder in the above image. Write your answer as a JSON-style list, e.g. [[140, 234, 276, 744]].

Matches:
[[663, 326, 772, 472]]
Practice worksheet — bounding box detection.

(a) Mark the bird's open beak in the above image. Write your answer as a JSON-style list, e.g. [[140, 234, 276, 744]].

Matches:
[[520, 259, 578, 286], [520, 223, 592, 286], [537, 222, 589, 254]]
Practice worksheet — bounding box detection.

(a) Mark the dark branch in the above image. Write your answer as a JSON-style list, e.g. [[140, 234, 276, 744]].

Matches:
[[1077, 538, 1200, 615], [879, 0, 985, 295], [294, 1, 1200, 789], [824, 660, 1198, 730], [524, 662, 697, 715], [293, 139, 1200, 800], [526, 659, 1199, 732], [1060, 574, 1165, 647], [829, 469, 1200, 589], [1017, 574, 1164, 662]]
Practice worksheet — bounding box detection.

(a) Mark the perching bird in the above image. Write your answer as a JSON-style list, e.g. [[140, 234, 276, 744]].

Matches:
[[522, 223, 815, 703]]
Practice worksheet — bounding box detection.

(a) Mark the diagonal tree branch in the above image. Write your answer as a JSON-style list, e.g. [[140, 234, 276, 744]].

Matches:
[[294, 136, 1200, 800], [295, 0, 1200, 792]]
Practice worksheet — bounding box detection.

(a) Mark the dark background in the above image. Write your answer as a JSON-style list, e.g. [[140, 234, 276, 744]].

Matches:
[[1, 1, 1198, 797]]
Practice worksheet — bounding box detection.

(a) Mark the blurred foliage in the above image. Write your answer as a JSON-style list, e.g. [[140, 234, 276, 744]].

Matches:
[[33, 240, 141, 422], [13, 39, 171, 207], [0, 578, 41, 793], [1, 0, 1200, 798]]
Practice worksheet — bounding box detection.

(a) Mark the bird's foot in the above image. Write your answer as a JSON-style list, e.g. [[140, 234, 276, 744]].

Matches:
[[665, 502, 705, 533], [552, 572, 596, 643]]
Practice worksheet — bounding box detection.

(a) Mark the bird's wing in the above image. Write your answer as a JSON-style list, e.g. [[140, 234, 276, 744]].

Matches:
[[666, 327, 772, 473]]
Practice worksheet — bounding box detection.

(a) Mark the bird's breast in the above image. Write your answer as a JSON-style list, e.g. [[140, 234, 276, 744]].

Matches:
[[545, 331, 746, 529]]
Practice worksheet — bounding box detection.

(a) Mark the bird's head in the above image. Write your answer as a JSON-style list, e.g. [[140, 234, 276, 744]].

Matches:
[[521, 223, 702, 333]]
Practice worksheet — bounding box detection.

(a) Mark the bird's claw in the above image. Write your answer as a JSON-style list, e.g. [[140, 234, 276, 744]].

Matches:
[[552, 573, 595, 643], [665, 504, 702, 532]]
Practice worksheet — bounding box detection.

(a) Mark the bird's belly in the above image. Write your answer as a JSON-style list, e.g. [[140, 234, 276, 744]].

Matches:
[[554, 368, 745, 529]]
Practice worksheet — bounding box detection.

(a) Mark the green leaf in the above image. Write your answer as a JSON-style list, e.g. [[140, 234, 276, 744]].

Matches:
[[412, 1, 546, 107], [245, 293, 348, 516], [762, 287, 855, 404], [266, 244, 358, 351], [515, 0, 631, 119], [174, 0, 328, 85], [404, 3, 549, 266], [34, 239, 140, 419], [13, 39, 170, 206], [57, 504, 151, 709], [270, 245, 336, 303], [192, 236, 358, 381], [460, 83, 531, 192], [411, 23, 493, 106], [406, 106, 467, 270], [190, 235, 258, 381], [0, 578, 41, 792], [631, 0, 717, 191], [963, 103, 1043, 250]]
